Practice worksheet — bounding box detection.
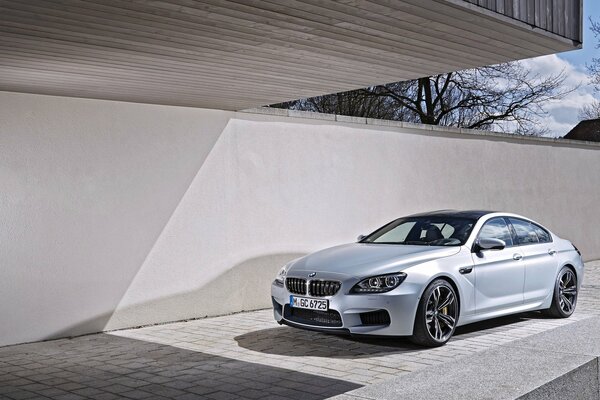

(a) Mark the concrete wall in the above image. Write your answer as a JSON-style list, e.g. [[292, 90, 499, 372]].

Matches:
[[1, 91, 599, 347]]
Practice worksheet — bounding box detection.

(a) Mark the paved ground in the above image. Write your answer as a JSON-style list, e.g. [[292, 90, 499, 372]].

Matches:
[[1, 261, 599, 400]]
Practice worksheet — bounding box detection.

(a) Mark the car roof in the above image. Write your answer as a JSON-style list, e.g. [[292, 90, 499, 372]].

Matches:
[[407, 209, 496, 219]]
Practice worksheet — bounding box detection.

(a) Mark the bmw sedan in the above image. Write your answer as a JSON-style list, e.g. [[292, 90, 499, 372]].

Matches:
[[271, 210, 584, 346]]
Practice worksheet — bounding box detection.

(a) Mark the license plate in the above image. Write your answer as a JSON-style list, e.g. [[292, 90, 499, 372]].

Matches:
[[289, 295, 328, 311]]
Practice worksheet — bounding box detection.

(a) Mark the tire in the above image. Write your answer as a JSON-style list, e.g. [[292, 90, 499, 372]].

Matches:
[[411, 279, 459, 347], [543, 266, 578, 318]]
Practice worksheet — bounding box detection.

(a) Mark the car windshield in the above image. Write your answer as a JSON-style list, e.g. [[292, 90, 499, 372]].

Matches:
[[361, 216, 476, 246]]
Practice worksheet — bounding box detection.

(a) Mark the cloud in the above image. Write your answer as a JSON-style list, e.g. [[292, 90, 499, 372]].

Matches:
[[518, 54, 597, 137]]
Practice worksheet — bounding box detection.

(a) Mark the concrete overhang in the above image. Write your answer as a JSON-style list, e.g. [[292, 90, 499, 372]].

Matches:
[[0, 0, 582, 110]]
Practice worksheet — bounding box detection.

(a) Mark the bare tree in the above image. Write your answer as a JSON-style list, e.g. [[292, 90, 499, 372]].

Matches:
[[272, 62, 570, 135], [580, 18, 600, 121], [274, 86, 408, 120], [578, 100, 600, 120]]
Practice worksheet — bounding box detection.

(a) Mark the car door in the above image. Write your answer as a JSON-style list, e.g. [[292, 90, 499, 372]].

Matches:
[[472, 217, 525, 315], [508, 218, 558, 304]]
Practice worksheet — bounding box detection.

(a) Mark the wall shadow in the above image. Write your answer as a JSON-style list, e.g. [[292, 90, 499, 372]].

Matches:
[[0, 333, 360, 399], [45, 253, 306, 341], [0, 114, 231, 347]]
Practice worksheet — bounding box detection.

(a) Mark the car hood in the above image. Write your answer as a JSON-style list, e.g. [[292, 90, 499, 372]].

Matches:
[[288, 243, 460, 278]]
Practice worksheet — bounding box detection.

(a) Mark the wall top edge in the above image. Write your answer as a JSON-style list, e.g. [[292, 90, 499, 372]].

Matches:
[[238, 107, 600, 149]]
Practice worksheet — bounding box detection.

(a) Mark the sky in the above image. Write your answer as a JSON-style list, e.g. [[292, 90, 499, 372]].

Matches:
[[527, 1, 600, 137]]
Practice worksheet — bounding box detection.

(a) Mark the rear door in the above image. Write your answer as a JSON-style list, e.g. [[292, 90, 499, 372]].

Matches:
[[472, 217, 525, 314], [508, 218, 558, 304]]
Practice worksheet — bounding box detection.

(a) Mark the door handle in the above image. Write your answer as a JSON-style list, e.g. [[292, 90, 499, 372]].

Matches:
[[459, 266, 473, 274], [513, 253, 523, 260], [548, 249, 557, 255]]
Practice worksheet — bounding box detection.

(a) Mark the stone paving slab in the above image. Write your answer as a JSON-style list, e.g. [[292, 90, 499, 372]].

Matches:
[[329, 260, 600, 400], [511, 315, 600, 357], [330, 344, 598, 400], [330, 314, 600, 400], [0, 261, 598, 399]]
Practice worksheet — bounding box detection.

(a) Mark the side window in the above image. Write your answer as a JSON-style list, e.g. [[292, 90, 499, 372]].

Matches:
[[532, 224, 552, 243], [509, 218, 539, 245], [478, 218, 513, 247]]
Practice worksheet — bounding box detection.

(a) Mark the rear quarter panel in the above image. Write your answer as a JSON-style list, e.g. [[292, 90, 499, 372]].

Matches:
[[554, 236, 585, 288]]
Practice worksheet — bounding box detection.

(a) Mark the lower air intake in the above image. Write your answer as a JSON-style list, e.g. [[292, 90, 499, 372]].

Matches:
[[359, 310, 391, 326], [284, 305, 342, 327]]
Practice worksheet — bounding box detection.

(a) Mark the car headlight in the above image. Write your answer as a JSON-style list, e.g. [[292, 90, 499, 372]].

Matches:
[[350, 272, 407, 293], [274, 265, 289, 285]]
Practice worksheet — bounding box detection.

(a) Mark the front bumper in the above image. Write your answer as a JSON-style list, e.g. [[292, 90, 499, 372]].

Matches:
[[271, 279, 421, 337]]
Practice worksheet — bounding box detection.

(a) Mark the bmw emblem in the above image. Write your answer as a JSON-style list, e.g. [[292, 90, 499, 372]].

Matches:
[[308, 272, 317, 277]]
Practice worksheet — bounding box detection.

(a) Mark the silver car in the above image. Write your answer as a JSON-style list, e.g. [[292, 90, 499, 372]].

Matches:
[[271, 210, 583, 346]]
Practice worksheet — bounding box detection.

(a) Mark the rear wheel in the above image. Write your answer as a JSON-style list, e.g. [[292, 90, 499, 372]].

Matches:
[[411, 279, 458, 347], [544, 267, 578, 318]]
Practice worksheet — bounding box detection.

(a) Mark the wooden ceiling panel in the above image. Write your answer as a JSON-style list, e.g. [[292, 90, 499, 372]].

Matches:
[[0, 0, 581, 110]]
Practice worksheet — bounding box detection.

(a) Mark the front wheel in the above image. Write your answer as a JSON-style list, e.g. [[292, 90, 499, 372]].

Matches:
[[544, 267, 578, 318], [411, 279, 458, 347]]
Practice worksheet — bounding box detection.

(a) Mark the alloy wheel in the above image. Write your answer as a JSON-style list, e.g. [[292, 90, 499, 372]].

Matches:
[[558, 269, 577, 314], [425, 285, 457, 342]]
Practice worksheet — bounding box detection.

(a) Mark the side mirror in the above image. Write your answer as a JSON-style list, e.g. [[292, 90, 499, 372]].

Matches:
[[357, 234, 366, 242], [473, 238, 506, 252]]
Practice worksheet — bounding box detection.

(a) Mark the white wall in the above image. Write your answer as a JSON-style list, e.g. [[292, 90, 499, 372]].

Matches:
[[1, 91, 599, 346]]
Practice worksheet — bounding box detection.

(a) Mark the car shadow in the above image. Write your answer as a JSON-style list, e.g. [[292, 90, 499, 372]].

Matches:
[[451, 312, 543, 339], [235, 325, 423, 358], [234, 312, 548, 357]]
